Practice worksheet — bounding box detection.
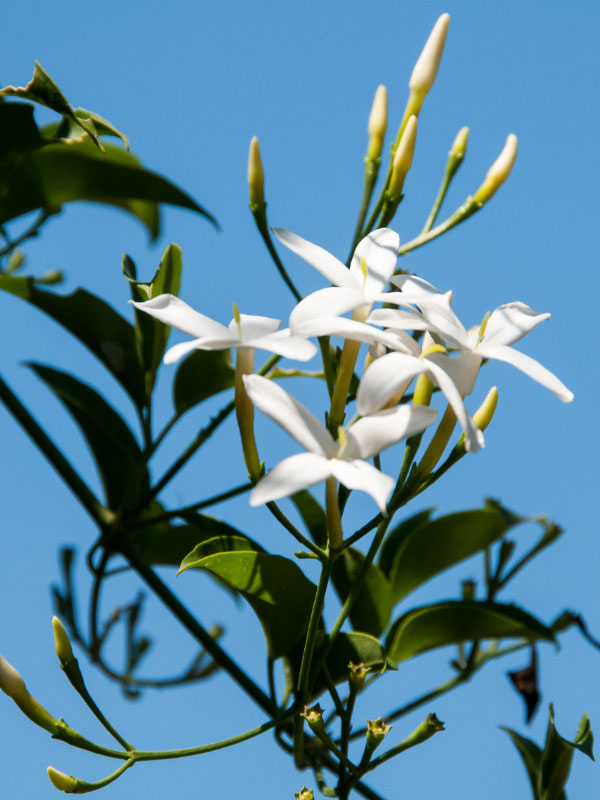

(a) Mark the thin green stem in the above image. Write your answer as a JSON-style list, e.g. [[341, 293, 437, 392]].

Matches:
[[0, 373, 105, 525], [130, 482, 253, 527], [251, 204, 302, 302], [421, 152, 464, 234], [397, 197, 479, 257], [0, 208, 58, 259], [347, 159, 381, 263], [266, 501, 326, 558], [297, 559, 333, 697]]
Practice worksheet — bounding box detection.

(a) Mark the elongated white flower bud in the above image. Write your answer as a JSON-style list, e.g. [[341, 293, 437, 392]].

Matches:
[[450, 126, 469, 161], [474, 134, 518, 203], [367, 85, 388, 160], [47, 767, 78, 793], [0, 653, 27, 700], [388, 115, 417, 197], [409, 14, 450, 94], [247, 136, 265, 206], [0, 652, 58, 733]]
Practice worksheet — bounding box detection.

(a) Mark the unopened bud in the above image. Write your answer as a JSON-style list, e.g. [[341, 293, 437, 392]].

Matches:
[[47, 767, 78, 793], [388, 115, 417, 198], [472, 386, 498, 432], [366, 717, 392, 751], [36, 269, 63, 285], [474, 134, 518, 204], [247, 136, 265, 207], [409, 14, 450, 94], [367, 85, 388, 160], [0, 653, 58, 734], [6, 250, 25, 273], [295, 788, 314, 800], [450, 126, 469, 162], [403, 713, 445, 747], [52, 617, 75, 666], [301, 704, 326, 736], [348, 661, 370, 691]]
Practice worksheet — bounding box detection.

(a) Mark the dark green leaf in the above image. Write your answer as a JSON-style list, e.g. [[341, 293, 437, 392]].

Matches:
[[501, 726, 543, 800], [179, 550, 316, 658], [378, 508, 434, 577], [0, 140, 216, 236], [28, 363, 148, 510], [0, 274, 146, 410], [173, 349, 235, 415], [291, 491, 327, 547], [178, 535, 265, 573], [0, 103, 45, 160], [382, 501, 523, 603], [332, 548, 392, 637], [540, 705, 594, 800], [44, 108, 129, 150], [0, 62, 105, 150], [386, 600, 555, 663]]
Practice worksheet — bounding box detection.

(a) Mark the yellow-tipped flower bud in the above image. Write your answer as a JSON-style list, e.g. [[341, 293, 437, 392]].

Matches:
[[47, 767, 78, 793], [247, 136, 265, 207], [472, 386, 499, 432], [52, 617, 75, 666], [295, 788, 314, 800], [348, 661, 370, 691], [301, 704, 326, 736], [474, 134, 518, 204], [450, 126, 469, 161], [409, 14, 450, 94], [388, 115, 417, 198], [366, 717, 392, 751], [367, 85, 388, 160], [0, 653, 58, 734]]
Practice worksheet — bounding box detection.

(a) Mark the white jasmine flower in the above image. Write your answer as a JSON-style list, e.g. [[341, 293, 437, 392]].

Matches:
[[243, 374, 437, 512]]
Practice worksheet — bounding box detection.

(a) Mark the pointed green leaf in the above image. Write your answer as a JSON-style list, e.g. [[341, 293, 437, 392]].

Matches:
[[0, 62, 105, 150], [178, 535, 265, 574], [28, 363, 148, 510], [540, 705, 594, 800], [0, 140, 216, 235], [501, 726, 543, 800], [291, 491, 327, 547], [179, 550, 316, 658], [382, 501, 523, 603], [173, 349, 235, 415], [43, 108, 129, 149], [0, 274, 146, 410], [332, 548, 392, 636], [386, 601, 555, 663], [378, 508, 434, 577]]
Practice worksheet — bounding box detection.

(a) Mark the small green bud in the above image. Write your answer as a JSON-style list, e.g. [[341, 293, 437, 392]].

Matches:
[[473, 134, 518, 204], [52, 617, 75, 666], [366, 717, 392, 751], [47, 766, 78, 793], [348, 661, 370, 691], [367, 85, 388, 161], [409, 14, 450, 94], [388, 115, 417, 198], [247, 136, 265, 207], [472, 386, 498, 432], [295, 787, 314, 800], [6, 250, 25, 273], [450, 126, 469, 162], [301, 704, 326, 736], [36, 269, 64, 285]]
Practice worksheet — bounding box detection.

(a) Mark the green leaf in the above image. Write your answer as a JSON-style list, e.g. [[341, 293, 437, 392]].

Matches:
[[386, 600, 555, 663], [178, 535, 265, 573], [331, 548, 392, 637], [378, 508, 434, 577], [178, 550, 316, 658], [291, 491, 327, 548], [540, 705, 594, 800], [382, 501, 523, 603], [173, 349, 235, 415], [43, 108, 130, 150], [0, 103, 45, 160], [28, 363, 148, 510], [501, 726, 543, 800], [0, 140, 216, 237], [0, 62, 105, 150], [0, 274, 146, 410]]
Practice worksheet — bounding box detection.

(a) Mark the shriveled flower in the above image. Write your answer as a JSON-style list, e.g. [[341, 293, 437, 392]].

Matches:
[[243, 374, 437, 512]]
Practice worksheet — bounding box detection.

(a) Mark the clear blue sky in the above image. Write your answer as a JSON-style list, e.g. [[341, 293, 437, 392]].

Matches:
[[1, 1, 599, 798]]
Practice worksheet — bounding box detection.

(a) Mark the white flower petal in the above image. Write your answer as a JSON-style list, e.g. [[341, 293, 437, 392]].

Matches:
[[292, 316, 413, 352], [350, 228, 399, 297], [163, 339, 207, 364], [290, 287, 366, 329], [272, 228, 358, 290], [248, 329, 317, 361], [390, 274, 445, 299], [329, 458, 395, 513], [243, 374, 336, 455], [357, 352, 425, 415], [129, 295, 230, 339], [476, 344, 574, 403], [425, 351, 482, 398], [483, 302, 550, 347], [347, 404, 438, 459], [367, 307, 432, 339], [249, 453, 333, 506], [231, 314, 281, 342]]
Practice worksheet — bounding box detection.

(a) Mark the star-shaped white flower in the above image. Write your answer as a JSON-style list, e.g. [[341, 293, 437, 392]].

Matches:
[[129, 294, 317, 363], [369, 280, 574, 403], [243, 374, 437, 512]]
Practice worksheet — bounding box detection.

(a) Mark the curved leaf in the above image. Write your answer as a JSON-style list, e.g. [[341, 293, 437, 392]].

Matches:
[[0, 140, 216, 235], [0, 274, 146, 410], [179, 535, 265, 573], [28, 362, 148, 510], [332, 548, 392, 637], [501, 726, 543, 800], [386, 600, 555, 663], [378, 507, 434, 577], [382, 501, 523, 603], [540, 705, 594, 800], [173, 349, 235, 415], [179, 551, 316, 658]]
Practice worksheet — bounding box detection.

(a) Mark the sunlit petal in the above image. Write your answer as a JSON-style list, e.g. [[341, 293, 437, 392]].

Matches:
[[248, 329, 317, 360], [422, 357, 484, 452], [290, 287, 367, 329], [476, 344, 574, 402], [249, 453, 333, 506], [232, 314, 281, 342], [347, 405, 438, 459], [483, 302, 550, 347], [129, 295, 230, 339], [329, 459, 395, 513], [272, 228, 358, 290], [350, 228, 399, 296], [357, 352, 426, 415]]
